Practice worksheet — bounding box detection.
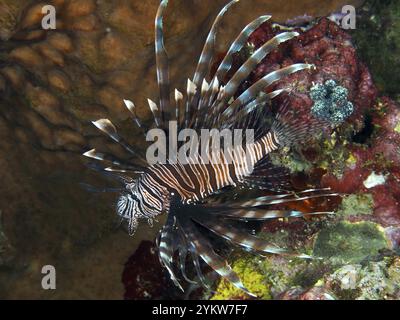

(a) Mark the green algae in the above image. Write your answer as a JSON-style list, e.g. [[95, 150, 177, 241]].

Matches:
[[336, 194, 374, 217], [395, 121, 400, 134], [313, 221, 389, 265]]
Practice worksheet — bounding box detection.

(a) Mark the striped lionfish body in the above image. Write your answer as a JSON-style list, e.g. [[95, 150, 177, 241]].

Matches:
[[83, 0, 351, 296], [134, 129, 279, 204]]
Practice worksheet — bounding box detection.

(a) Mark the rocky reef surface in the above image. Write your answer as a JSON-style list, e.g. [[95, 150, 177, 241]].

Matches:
[[208, 6, 400, 300], [0, 0, 397, 300], [124, 3, 400, 300]]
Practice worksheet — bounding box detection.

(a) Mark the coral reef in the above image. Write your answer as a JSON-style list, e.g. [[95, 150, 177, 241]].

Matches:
[[324, 257, 400, 300], [211, 11, 400, 300], [321, 97, 400, 228], [210, 219, 394, 300]]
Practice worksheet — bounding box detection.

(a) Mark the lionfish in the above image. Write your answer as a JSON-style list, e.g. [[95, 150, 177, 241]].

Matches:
[[83, 0, 350, 296]]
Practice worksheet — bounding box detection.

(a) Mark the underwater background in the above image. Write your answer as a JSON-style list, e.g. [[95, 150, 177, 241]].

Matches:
[[0, 0, 399, 299]]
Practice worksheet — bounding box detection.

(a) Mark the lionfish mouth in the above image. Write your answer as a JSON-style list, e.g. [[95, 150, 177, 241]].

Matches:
[[82, 0, 350, 297]]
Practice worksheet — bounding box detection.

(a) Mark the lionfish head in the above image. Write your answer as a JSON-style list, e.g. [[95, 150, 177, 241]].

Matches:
[[117, 181, 166, 235], [117, 192, 141, 235]]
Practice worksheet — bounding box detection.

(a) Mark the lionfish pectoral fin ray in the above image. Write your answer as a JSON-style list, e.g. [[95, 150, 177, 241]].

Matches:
[[208, 206, 333, 221], [196, 219, 311, 259], [219, 31, 300, 110], [123, 99, 144, 129], [178, 244, 198, 285], [240, 193, 340, 207], [104, 167, 144, 175], [192, 0, 240, 89], [214, 15, 272, 82], [155, 0, 171, 125], [147, 98, 162, 127], [183, 221, 256, 297], [223, 64, 313, 118], [189, 249, 213, 290], [82, 148, 145, 171], [84, 162, 136, 185], [157, 225, 184, 291], [91, 119, 137, 155]]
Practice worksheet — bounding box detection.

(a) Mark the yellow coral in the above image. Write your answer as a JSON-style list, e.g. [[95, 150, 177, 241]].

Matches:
[[395, 121, 400, 133], [211, 258, 271, 300], [346, 153, 357, 167]]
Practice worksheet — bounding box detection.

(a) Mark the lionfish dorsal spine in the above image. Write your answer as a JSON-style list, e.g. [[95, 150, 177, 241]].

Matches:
[[213, 14, 272, 81], [155, 0, 171, 126]]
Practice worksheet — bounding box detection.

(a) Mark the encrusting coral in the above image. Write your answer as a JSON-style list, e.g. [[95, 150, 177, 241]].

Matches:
[[208, 5, 400, 300]]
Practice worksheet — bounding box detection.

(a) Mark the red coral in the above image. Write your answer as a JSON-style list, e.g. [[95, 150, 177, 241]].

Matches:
[[250, 19, 399, 228], [248, 18, 378, 131], [322, 97, 400, 227]]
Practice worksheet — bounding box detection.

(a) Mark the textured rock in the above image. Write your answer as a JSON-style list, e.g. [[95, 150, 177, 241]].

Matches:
[[47, 32, 74, 53], [1, 66, 25, 89], [47, 69, 71, 92], [19, 2, 48, 30], [9, 46, 44, 67], [35, 43, 65, 67]]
